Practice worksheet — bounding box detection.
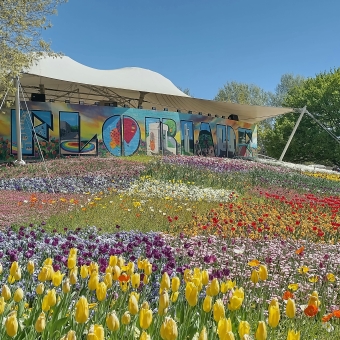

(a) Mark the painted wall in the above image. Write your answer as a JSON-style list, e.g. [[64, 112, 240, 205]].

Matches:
[[0, 102, 257, 160]]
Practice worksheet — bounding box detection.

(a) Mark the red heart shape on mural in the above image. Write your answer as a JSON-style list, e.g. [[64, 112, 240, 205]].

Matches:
[[123, 117, 137, 144]]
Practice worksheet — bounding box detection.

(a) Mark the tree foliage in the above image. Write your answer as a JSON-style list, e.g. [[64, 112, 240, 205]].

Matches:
[[263, 68, 340, 165], [0, 0, 67, 95]]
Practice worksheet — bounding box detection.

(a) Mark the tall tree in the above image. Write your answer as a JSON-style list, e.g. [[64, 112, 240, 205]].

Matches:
[[263, 68, 340, 165], [0, 0, 67, 96]]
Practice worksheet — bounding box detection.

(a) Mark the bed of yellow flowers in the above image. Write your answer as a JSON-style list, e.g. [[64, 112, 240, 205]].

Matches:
[[1, 247, 338, 340]]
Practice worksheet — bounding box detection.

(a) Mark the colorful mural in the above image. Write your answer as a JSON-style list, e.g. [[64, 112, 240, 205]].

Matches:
[[0, 102, 257, 160]]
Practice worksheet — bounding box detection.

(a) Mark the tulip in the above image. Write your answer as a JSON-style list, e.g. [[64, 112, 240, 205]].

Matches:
[[38, 266, 50, 282], [2, 285, 11, 301], [109, 255, 118, 267], [210, 278, 220, 296], [268, 299, 280, 328], [48, 289, 57, 307], [161, 272, 171, 291], [143, 274, 149, 285], [112, 266, 121, 281], [160, 317, 178, 340], [106, 311, 120, 331], [13, 288, 23, 302], [44, 258, 53, 266], [9, 261, 19, 277], [203, 295, 212, 312], [13, 266, 21, 281], [127, 262, 135, 275], [131, 273, 141, 289], [228, 288, 244, 311], [259, 265, 268, 281], [140, 331, 151, 340], [75, 296, 89, 323], [159, 290, 170, 312], [93, 324, 104, 340], [88, 271, 99, 291], [68, 255, 77, 270], [117, 256, 125, 268], [42, 294, 50, 312], [80, 265, 89, 279], [140, 305, 153, 329], [35, 312, 46, 332], [104, 272, 113, 288], [62, 278, 71, 293], [0, 297, 6, 314], [198, 327, 208, 340], [144, 263, 152, 276], [96, 282, 107, 302], [224, 332, 235, 340], [36, 283, 44, 295], [287, 330, 300, 340], [121, 311, 131, 325], [251, 270, 260, 284], [217, 318, 232, 339], [88, 262, 99, 275], [185, 282, 198, 307], [171, 292, 179, 303], [129, 294, 139, 315], [213, 299, 225, 322], [70, 271, 77, 285], [27, 261, 35, 275], [52, 270, 64, 287], [184, 269, 192, 283], [87, 331, 96, 340], [171, 276, 180, 292], [202, 270, 209, 285], [255, 321, 267, 340], [286, 298, 296, 318], [5, 311, 18, 337], [308, 291, 321, 307], [66, 330, 76, 340], [238, 321, 250, 339]]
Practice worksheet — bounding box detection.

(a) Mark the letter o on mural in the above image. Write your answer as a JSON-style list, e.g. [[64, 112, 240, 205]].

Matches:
[[102, 115, 122, 156]]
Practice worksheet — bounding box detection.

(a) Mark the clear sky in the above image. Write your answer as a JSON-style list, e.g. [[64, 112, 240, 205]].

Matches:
[[42, 0, 340, 100]]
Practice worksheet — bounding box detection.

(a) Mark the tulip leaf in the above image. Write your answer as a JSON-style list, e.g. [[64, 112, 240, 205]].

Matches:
[[50, 316, 68, 334]]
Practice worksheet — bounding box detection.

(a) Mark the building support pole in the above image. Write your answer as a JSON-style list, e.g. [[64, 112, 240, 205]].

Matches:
[[279, 106, 306, 162], [14, 76, 25, 165]]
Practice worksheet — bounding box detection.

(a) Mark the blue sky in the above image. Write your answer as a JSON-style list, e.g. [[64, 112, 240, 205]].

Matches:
[[43, 0, 340, 100]]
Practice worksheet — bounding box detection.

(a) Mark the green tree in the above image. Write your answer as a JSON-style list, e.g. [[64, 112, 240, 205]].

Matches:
[[0, 0, 67, 96], [263, 68, 340, 165]]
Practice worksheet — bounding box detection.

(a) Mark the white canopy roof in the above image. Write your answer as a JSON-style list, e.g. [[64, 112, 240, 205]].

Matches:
[[19, 56, 293, 124]]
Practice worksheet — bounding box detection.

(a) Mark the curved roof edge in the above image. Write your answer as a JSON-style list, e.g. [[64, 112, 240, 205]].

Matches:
[[25, 56, 189, 97]]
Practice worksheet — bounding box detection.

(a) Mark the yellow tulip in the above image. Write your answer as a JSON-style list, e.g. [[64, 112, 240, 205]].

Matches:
[[286, 298, 296, 318], [131, 273, 141, 289], [210, 278, 220, 296], [308, 291, 321, 307], [117, 256, 124, 268], [62, 278, 71, 293], [38, 266, 50, 282], [159, 290, 170, 312], [268, 299, 280, 328], [238, 321, 250, 339], [9, 262, 19, 277], [43, 258, 53, 266], [201, 270, 209, 285], [88, 271, 99, 291], [143, 274, 149, 285], [5, 311, 18, 337], [140, 305, 153, 329], [75, 296, 89, 323], [171, 292, 179, 302], [47, 289, 57, 307], [127, 262, 135, 276], [287, 330, 300, 340], [104, 272, 113, 288], [70, 271, 77, 285], [160, 317, 178, 340], [203, 295, 212, 312], [140, 331, 151, 340], [42, 294, 50, 312], [259, 265, 268, 281], [68, 255, 77, 270], [184, 269, 192, 283], [198, 327, 208, 340], [228, 288, 244, 311], [109, 255, 118, 267], [13, 266, 21, 281], [161, 272, 171, 290], [69, 248, 77, 257], [171, 276, 180, 292], [88, 262, 99, 274], [93, 324, 104, 340], [121, 311, 131, 325], [144, 263, 152, 276], [255, 321, 267, 340], [217, 318, 232, 339], [13, 288, 23, 302], [185, 282, 198, 307], [80, 265, 89, 279], [2, 285, 11, 301], [106, 311, 120, 331], [96, 282, 107, 302], [52, 270, 64, 287], [251, 270, 260, 284], [0, 297, 6, 314], [27, 261, 35, 275], [224, 331, 235, 340], [112, 265, 121, 281], [129, 294, 139, 315], [213, 299, 225, 322], [87, 332, 96, 340], [36, 283, 44, 295], [35, 312, 46, 332], [66, 330, 76, 340]]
